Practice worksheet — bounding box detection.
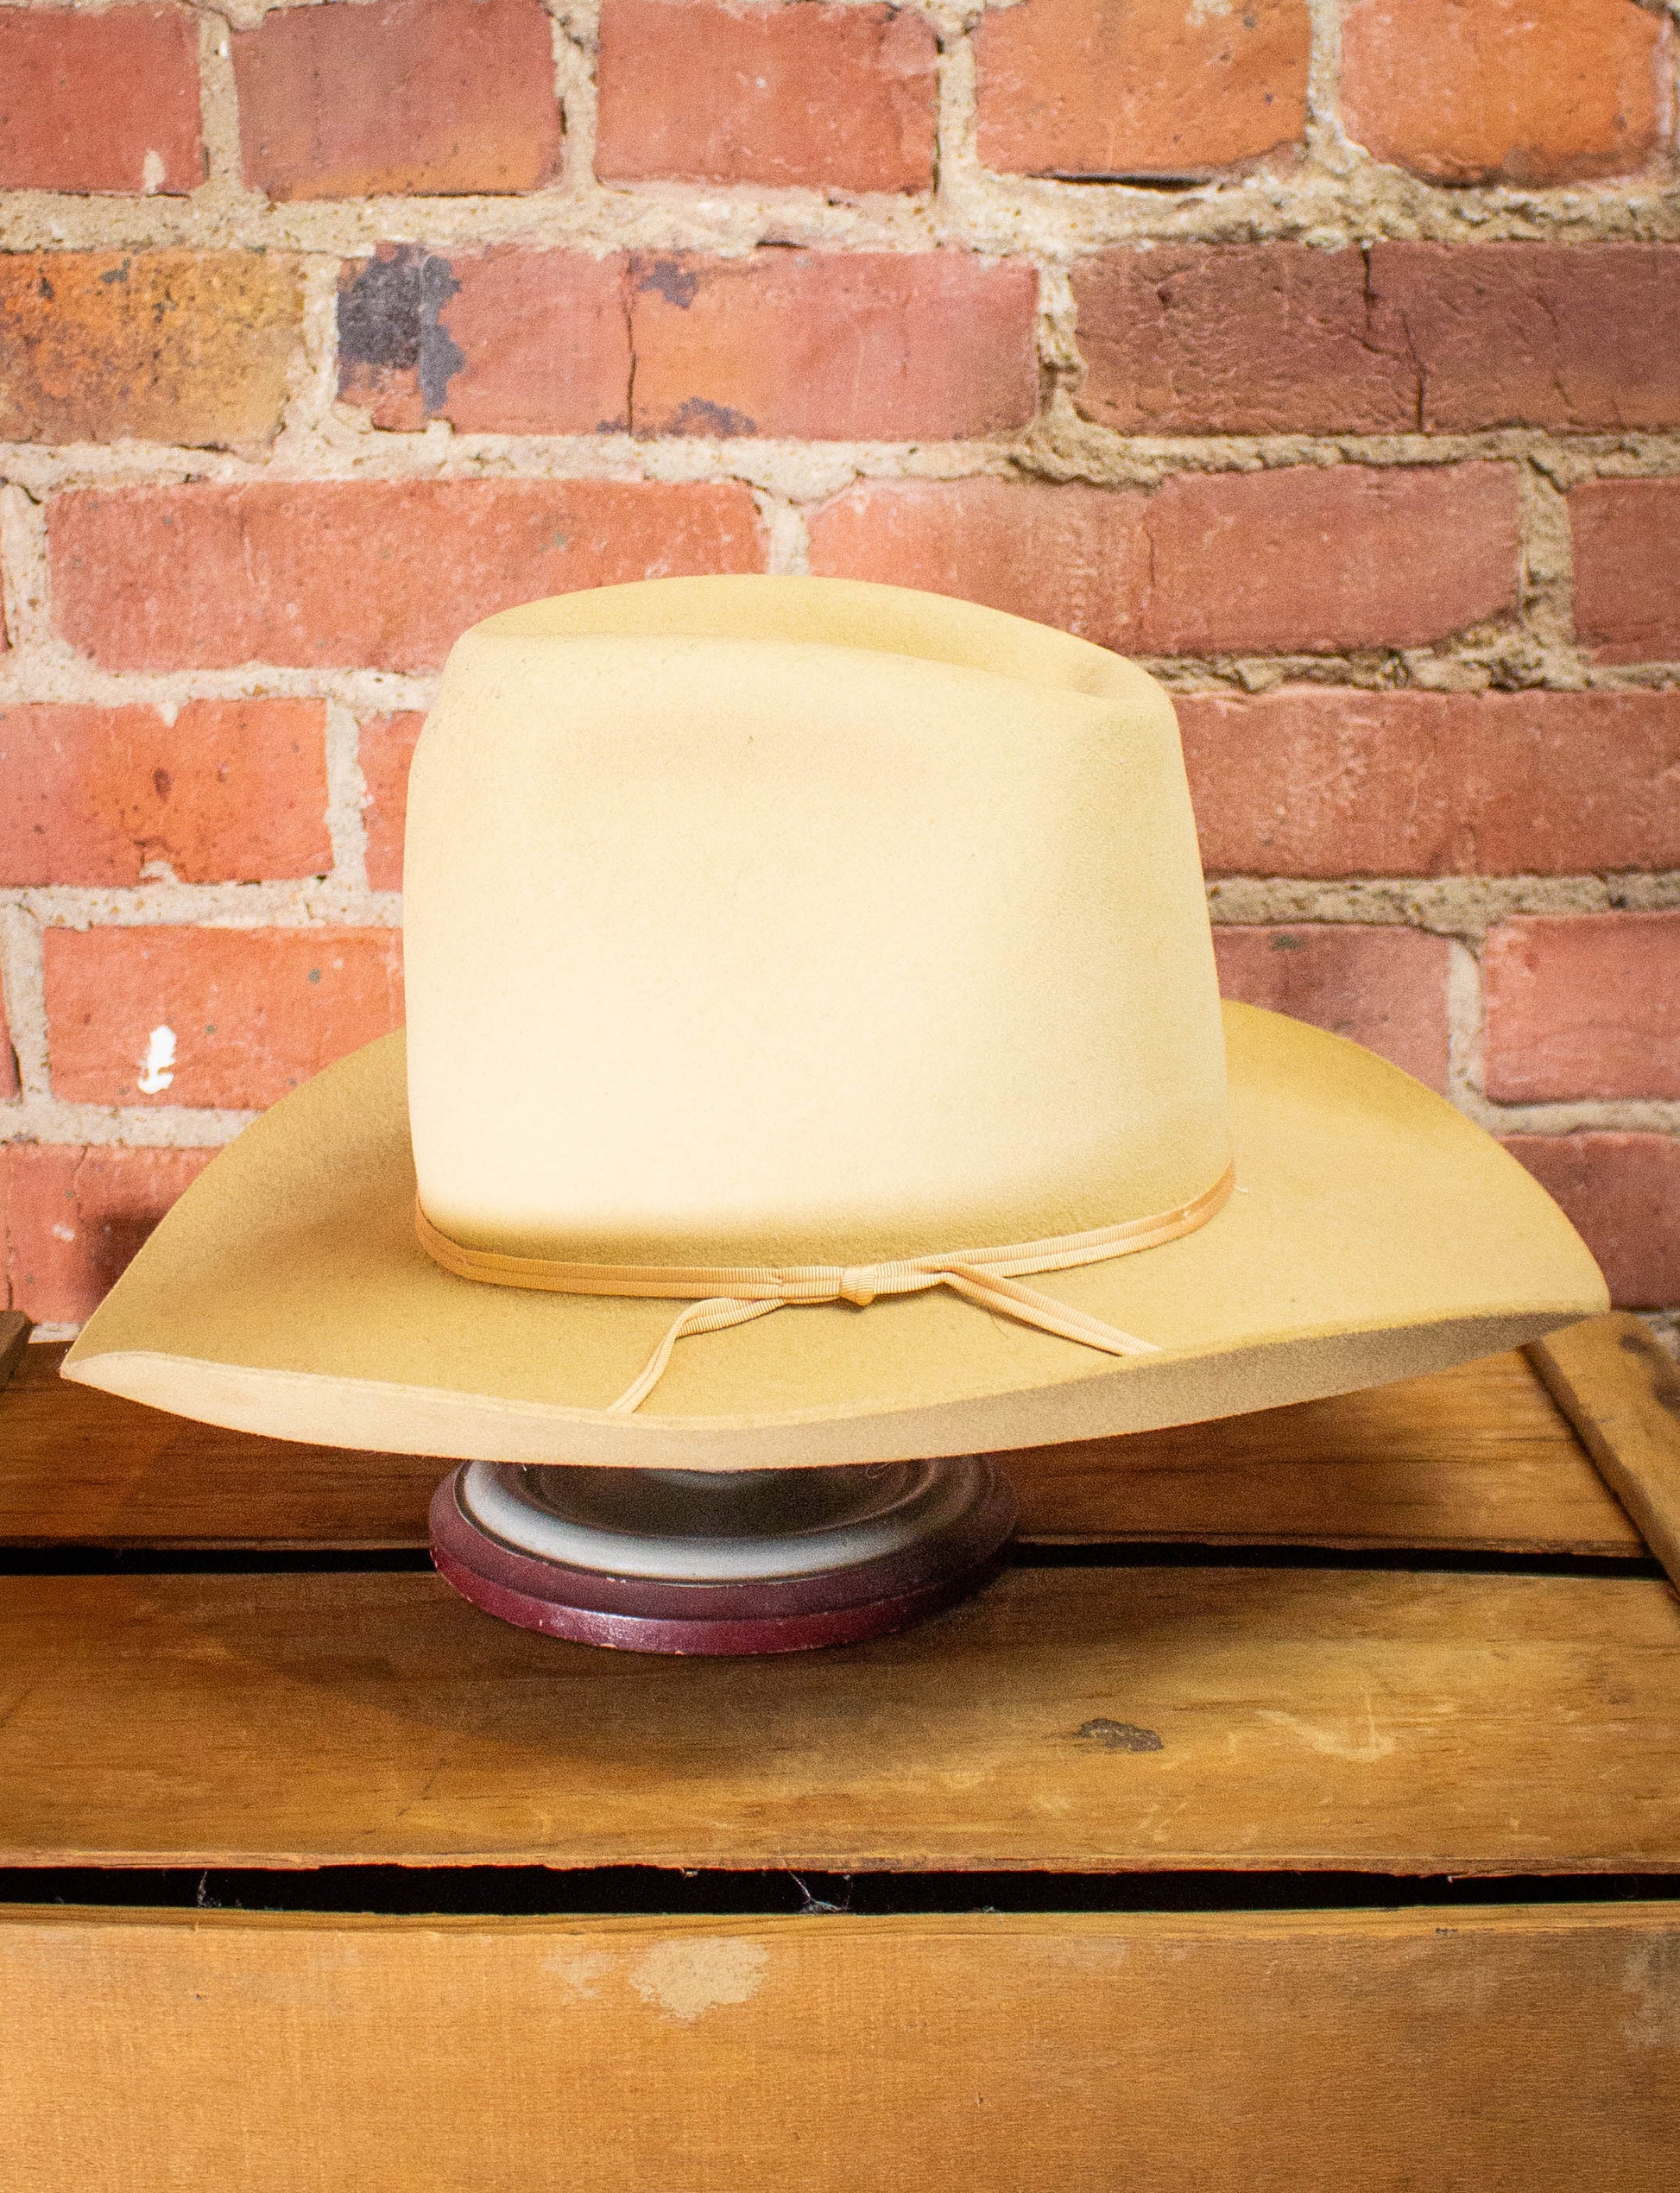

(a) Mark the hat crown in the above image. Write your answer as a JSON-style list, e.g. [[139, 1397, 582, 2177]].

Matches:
[[404, 577, 1229, 1267]]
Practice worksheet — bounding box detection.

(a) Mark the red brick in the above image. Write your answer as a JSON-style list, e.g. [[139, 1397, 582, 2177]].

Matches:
[[0, 250, 304, 447], [976, 0, 1311, 178], [361, 713, 426, 894], [48, 480, 765, 673], [232, 0, 561, 200], [1341, 0, 1669, 186], [812, 468, 1522, 658], [1213, 924, 1452, 1090], [0, 4, 202, 195], [807, 478, 1149, 650], [0, 702, 331, 888], [1368, 244, 1680, 433], [1140, 464, 1519, 656], [2, 1144, 216, 1325], [1501, 1134, 1680, 1308], [341, 247, 1039, 440], [1483, 913, 1680, 1103], [597, 0, 937, 192], [1073, 245, 1414, 436], [1571, 481, 1680, 665], [43, 928, 405, 1111], [1071, 243, 1680, 437], [627, 252, 1039, 440], [1179, 688, 1680, 880], [338, 247, 630, 433]]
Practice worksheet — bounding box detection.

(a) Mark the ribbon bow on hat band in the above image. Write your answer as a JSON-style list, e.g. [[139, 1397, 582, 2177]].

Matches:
[[415, 1162, 1236, 1415]]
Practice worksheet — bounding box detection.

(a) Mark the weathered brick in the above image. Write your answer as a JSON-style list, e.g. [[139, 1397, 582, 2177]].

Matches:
[[1483, 913, 1680, 1103], [232, 0, 562, 200], [807, 478, 1149, 650], [2, 1144, 216, 1325], [1179, 688, 1680, 879], [1072, 245, 1414, 435], [1341, 0, 1669, 186], [360, 714, 426, 894], [0, 702, 331, 888], [1368, 244, 1680, 433], [48, 480, 765, 673], [1571, 481, 1680, 664], [0, 4, 202, 195], [597, 0, 937, 192], [976, 0, 1311, 178], [339, 248, 1037, 439], [338, 247, 630, 433], [1072, 243, 1680, 436], [1140, 465, 1519, 656], [0, 251, 304, 447], [627, 252, 1039, 440], [1213, 924, 1452, 1090], [1501, 1134, 1680, 1309], [44, 927, 406, 1111]]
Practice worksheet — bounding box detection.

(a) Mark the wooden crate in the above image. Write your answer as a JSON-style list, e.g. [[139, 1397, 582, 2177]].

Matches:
[[1, 1311, 1677, 2191]]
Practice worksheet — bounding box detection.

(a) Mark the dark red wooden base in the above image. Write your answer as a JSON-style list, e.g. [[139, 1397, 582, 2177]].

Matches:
[[428, 1463, 1016, 1655]]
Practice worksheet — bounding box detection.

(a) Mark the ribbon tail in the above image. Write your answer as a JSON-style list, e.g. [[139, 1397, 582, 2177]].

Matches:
[[938, 1266, 1159, 1359], [608, 1296, 784, 1415]]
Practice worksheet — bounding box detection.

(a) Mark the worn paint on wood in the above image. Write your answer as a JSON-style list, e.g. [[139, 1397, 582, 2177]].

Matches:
[[1, 1903, 1677, 2193]]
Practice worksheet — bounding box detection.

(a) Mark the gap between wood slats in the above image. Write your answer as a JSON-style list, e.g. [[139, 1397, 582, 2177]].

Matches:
[[3, 1865, 1679, 1920], [0, 1542, 1663, 1578]]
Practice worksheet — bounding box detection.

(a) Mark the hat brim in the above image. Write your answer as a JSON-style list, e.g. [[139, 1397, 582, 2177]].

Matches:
[[63, 1004, 1607, 1469]]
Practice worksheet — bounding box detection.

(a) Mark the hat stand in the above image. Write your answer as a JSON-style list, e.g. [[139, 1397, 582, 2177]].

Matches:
[[430, 1454, 1017, 1655]]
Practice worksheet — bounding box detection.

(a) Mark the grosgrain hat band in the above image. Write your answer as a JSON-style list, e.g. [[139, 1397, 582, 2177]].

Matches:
[[415, 1164, 1236, 1415]]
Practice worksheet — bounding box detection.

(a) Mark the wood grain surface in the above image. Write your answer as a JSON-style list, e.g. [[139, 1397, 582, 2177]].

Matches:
[[3, 1562, 1678, 1873], [1010, 1343, 1639, 1549], [1532, 1313, 1680, 1588], [3, 1903, 1677, 2193], [0, 1337, 1642, 1553]]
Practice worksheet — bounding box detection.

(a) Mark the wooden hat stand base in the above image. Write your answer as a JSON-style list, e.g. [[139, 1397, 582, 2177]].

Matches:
[[429, 1454, 1018, 1653]]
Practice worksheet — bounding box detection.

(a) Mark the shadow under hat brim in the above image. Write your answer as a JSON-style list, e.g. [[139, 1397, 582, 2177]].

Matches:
[[62, 1004, 1608, 1469]]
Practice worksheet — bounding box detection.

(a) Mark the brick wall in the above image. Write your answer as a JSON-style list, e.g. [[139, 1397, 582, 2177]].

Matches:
[[0, 0, 1676, 1344]]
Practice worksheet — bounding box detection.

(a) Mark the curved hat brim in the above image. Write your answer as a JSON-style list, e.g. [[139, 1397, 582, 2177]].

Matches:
[[63, 1004, 1607, 1469]]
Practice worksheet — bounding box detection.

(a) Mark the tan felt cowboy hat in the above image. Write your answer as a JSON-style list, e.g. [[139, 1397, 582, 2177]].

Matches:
[[65, 577, 1607, 1470]]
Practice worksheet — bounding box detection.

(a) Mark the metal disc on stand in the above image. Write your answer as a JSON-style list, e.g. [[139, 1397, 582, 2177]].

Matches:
[[429, 1453, 1017, 1655]]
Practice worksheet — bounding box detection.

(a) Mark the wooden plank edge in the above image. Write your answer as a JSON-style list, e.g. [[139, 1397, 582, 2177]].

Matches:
[[1017, 1528, 1648, 1555], [0, 1314, 28, 1394], [4, 1843, 1677, 1877], [1529, 1314, 1680, 1591], [3, 1900, 1677, 1943]]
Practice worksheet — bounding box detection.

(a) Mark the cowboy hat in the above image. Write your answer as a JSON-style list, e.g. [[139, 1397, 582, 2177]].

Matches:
[[64, 577, 1607, 1469]]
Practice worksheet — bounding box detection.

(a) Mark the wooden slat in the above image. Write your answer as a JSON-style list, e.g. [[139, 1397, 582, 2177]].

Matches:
[[3, 1564, 1677, 1872], [2, 1903, 1677, 2193], [1532, 1313, 1680, 1588], [1012, 1346, 1639, 1550], [0, 1338, 442, 1549], [0, 1337, 1643, 1554]]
